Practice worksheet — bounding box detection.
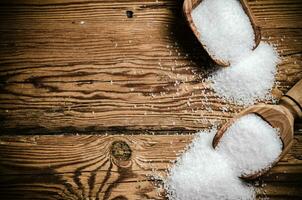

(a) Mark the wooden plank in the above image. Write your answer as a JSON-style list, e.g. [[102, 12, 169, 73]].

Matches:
[[0, 0, 301, 133], [0, 133, 302, 199], [0, 0, 301, 28], [250, 0, 302, 28], [0, 0, 301, 199], [0, 29, 301, 83]]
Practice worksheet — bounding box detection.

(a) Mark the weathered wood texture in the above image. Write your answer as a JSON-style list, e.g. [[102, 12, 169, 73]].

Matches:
[[0, 0, 301, 133], [0, 132, 302, 200], [0, 0, 302, 199]]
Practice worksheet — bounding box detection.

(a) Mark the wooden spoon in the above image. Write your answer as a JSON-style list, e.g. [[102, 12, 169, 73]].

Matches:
[[212, 79, 302, 179], [183, 0, 261, 67]]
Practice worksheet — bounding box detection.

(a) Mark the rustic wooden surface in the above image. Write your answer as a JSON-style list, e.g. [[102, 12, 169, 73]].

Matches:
[[0, 0, 301, 134], [0, 0, 302, 199], [0, 133, 302, 200]]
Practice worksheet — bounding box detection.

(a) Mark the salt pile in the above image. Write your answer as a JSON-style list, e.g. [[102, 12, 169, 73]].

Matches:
[[165, 129, 255, 200], [165, 114, 282, 200], [165, 1, 283, 198], [192, 0, 280, 106], [209, 42, 279, 105], [192, 0, 255, 64], [216, 114, 282, 176]]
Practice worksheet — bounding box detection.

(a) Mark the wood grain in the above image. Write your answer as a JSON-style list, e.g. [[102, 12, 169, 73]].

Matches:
[[0, 132, 302, 200], [0, 0, 302, 134], [0, 0, 301, 199], [281, 79, 302, 119]]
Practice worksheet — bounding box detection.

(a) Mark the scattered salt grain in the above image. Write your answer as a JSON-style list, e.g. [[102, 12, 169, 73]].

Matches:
[[216, 114, 282, 176], [192, 0, 255, 64], [165, 114, 282, 200], [165, 129, 255, 200], [209, 42, 279, 105]]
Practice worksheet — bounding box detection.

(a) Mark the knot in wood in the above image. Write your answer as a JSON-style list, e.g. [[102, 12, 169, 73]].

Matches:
[[110, 140, 132, 161], [126, 10, 133, 18], [112, 195, 128, 200]]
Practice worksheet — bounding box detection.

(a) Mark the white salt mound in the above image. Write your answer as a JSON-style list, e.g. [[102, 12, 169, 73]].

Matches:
[[217, 114, 282, 176], [192, 0, 280, 106], [192, 0, 255, 64], [165, 114, 282, 200], [209, 42, 279, 105], [165, 129, 255, 200]]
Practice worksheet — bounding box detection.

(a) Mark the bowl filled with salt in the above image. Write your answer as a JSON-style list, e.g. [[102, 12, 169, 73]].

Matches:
[[183, 0, 261, 66], [213, 79, 302, 179], [165, 80, 301, 199]]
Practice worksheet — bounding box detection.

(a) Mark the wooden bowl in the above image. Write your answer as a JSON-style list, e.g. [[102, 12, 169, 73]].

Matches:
[[212, 104, 294, 179], [212, 79, 302, 179], [183, 0, 261, 67]]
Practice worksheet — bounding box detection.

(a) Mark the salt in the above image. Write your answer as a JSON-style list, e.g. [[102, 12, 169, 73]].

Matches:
[[192, 0, 255, 64], [165, 129, 255, 200], [192, 0, 279, 105], [216, 114, 282, 176], [165, 114, 282, 200], [209, 42, 279, 105]]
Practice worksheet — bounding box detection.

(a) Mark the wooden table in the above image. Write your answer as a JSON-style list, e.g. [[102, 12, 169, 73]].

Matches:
[[0, 0, 301, 199]]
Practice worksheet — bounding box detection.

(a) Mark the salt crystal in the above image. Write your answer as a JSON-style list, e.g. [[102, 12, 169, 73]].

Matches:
[[192, 2, 279, 105], [209, 42, 279, 105], [216, 114, 282, 176], [165, 129, 255, 200], [165, 114, 282, 200], [192, 0, 255, 64]]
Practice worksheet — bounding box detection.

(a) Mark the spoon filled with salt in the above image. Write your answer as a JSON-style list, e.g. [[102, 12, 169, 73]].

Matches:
[[183, 0, 261, 66], [213, 79, 302, 179]]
